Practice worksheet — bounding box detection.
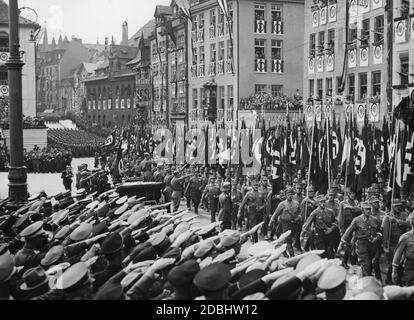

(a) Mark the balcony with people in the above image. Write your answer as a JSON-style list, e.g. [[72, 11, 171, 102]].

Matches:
[[239, 92, 303, 112]]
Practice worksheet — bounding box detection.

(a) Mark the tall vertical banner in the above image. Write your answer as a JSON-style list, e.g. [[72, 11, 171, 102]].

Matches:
[[306, 104, 314, 121], [312, 9, 319, 28], [308, 57, 315, 74], [328, 3, 337, 22], [395, 20, 408, 43], [359, 47, 369, 67], [348, 49, 357, 68], [356, 103, 366, 123], [316, 55, 324, 73], [315, 103, 322, 122], [345, 103, 354, 119], [175, 125, 185, 164], [411, 17, 414, 41], [373, 45, 383, 64], [369, 102, 380, 122], [319, 6, 327, 25]]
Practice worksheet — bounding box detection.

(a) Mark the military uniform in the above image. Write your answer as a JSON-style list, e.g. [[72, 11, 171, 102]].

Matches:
[[163, 172, 174, 212], [341, 211, 382, 277], [187, 175, 203, 214], [139, 157, 154, 182], [239, 188, 266, 243], [218, 184, 232, 230], [382, 208, 410, 284], [205, 183, 221, 222], [270, 197, 301, 255], [171, 172, 192, 212], [231, 185, 242, 230], [392, 230, 414, 286], [303, 204, 338, 259], [338, 197, 362, 266]]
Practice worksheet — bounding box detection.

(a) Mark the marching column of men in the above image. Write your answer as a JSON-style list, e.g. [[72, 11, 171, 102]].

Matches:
[[124, 158, 414, 286]]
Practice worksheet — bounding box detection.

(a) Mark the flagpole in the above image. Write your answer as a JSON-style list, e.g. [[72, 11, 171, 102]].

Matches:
[[344, 105, 350, 198], [326, 104, 331, 189], [306, 100, 316, 196], [390, 118, 400, 208]]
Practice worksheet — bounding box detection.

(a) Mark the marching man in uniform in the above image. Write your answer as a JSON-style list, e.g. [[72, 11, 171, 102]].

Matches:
[[338, 202, 382, 278]]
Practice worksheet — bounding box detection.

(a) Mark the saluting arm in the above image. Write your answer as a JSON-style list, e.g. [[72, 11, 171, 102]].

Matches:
[[270, 202, 284, 224], [302, 209, 316, 234], [340, 219, 357, 245], [238, 193, 249, 218]]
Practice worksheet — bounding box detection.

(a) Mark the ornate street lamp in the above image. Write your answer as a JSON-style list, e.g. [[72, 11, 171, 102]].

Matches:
[[7, 0, 27, 208]]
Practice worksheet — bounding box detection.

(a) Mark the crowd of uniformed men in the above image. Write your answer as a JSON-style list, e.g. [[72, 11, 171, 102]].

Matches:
[[0, 153, 414, 300]]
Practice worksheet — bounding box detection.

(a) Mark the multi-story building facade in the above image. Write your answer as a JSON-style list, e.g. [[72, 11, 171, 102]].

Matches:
[[168, 3, 188, 128], [150, 5, 173, 129], [392, 0, 414, 107], [303, 0, 389, 127], [188, 0, 305, 128], [84, 42, 138, 128], [36, 34, 93, 113], [72, 62, 99, 115], [0, 0, 40, 117]]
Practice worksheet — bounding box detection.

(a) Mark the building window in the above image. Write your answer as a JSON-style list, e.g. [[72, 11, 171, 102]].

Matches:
[[255, 84, 266, 93], [199, 13, 205, 29], [309, 79, 314, 98], [210, 43, 216, 62], [0, 31, 9, 49], [327, 29, 335, 52], [336, 77, 342, 95], [199, 46, 205, 64], [361, 19, 370, 45], [271, 4, 283, 34], [192, 48, 197, 65], [310, 34, 316, 56], [255, 39, 266, 59], [200, 87, 206, 108], [318, 31, 325, 54], [255, 39, 266, 72], [400, 0, 410, 17], [0, 66, 7, 82], [210, 9, 216, 38], [210, 9, 216, 27], [326, 78, 333, 97], [271, 85, 283, 96], [348, 74, 355, 99], [192, 15, 198, 30], [349, 23, 358, 43], [228, 85, 233, 109], [227, 40, 233, 59], [372, 71, 381, 97], [374, 15, 384, 44], [219, 86, 225, 109], [400, 53, 409, 85], [218, 42, 225, 61], [254, 4, 266, 34], [359, 73, 367, 99], [316, 79, 323, 99], [271, 40, 282, 60]]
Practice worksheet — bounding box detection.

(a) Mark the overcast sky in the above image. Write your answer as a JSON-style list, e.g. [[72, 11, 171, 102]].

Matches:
[[5, 0, 171, 44]]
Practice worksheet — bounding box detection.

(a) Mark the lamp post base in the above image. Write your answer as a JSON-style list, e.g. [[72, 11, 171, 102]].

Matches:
[[7, 166, 28, 210]]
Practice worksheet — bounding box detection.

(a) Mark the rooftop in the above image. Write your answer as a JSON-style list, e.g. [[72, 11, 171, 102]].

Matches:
[[0, 0, 40, 29]]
